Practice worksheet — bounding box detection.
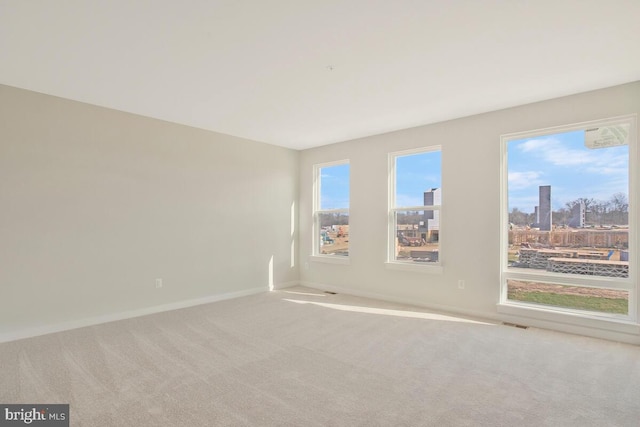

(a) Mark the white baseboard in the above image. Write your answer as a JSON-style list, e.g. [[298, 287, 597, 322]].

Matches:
[[273, 281, 298, 290], [497, 303, 640, 345], [298, 281, 501, 324], [0, 285, 273, 344]]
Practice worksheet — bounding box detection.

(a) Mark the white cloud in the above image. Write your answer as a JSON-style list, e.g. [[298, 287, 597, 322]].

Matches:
[[508, 195, 539, 213], [508, 171, 543, 190], [395, 194, 423, 208], [518, 138, 591, 166], [516, 137, 628, 173]]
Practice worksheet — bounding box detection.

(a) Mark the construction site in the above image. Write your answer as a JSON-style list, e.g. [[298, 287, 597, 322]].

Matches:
[[320, 185, 630, 276], [506, 184, 631, 313], [509, 227, 629, 277], [319, 225, 349, 256], [509, 185, 629, 278]]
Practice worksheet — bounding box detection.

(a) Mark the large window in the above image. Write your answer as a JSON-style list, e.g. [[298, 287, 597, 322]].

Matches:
[[501, 116, 636, 319], [389, 147, 442, 265], [313, 161, 350, 257]]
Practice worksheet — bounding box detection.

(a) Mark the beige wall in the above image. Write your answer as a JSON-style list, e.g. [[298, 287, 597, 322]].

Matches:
[[0, 85, 299, 338], [299, 82, 640, 343]]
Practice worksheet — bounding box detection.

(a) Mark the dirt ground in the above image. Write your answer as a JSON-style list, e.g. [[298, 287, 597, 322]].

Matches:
[[320, 235, 349, 255]]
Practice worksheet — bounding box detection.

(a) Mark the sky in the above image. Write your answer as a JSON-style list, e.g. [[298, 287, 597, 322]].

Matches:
[[395, 151, 441, 207], [508, 129, 629, 213], [319, 131, 629, 214], [319, 163, 350, 209], [319, 151, 442, 210]]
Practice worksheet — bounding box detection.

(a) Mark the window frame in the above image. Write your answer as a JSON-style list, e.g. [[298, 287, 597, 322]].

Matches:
[[312, 159, 350, 264], [387, 146, 443, 273], [499, 114, 638, 324]]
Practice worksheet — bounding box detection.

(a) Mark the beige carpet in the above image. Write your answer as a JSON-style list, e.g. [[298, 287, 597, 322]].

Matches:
[[1, 286, 639, 426]]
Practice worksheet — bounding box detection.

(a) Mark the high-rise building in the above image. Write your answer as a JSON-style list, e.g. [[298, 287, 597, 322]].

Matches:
[[539, 185, 552, 231], [568, 200, 586, 228]]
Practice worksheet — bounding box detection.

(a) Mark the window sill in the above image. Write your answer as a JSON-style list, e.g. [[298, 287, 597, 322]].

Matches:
[[385, 261, 443, 274], [497, 301, 640, 336], [310, 255, 350, 265]]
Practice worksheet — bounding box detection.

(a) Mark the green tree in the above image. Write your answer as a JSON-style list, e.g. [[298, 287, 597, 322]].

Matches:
[[509, 207, 528, 226]]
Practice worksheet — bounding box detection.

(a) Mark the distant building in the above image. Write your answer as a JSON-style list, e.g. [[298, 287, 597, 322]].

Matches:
[[422, 188, 441, 241], [568, 200, 586, 228], [538, 185, 552, 231]]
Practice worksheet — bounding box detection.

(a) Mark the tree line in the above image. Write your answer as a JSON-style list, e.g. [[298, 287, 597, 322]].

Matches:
[[320, 212, 349, 227], [510, 192, 628, 227]]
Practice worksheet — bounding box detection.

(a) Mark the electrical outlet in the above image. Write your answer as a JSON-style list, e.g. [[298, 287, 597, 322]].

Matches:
[[457, 280, 465, 289], [155, 278, 163, 289]]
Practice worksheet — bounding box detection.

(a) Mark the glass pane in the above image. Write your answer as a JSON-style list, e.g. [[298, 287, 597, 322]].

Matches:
[[507, 279, 628, 315], [395, 151, 441, 208], [318, 213, 349, 256], [394, 210, 439, 262], [320, 164, 350, 210], [507, 127, 629, 278]]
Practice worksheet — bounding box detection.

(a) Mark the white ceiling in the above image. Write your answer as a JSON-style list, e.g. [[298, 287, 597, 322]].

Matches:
[[1, 1, 639, 150]]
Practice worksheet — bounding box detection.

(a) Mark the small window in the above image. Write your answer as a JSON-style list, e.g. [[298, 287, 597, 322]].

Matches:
[[389, 147, 442, 265], [313, 161, 350, 257]]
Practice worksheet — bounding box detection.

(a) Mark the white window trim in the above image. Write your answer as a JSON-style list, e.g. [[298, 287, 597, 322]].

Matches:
[[499, 114, 638, 326], [310, 254, 350, 265], [312, 159, 350, 262], [387, 146, 443, 273]]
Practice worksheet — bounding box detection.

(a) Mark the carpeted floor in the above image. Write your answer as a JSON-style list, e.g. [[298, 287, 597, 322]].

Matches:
[[1, 286, 639, 426]]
